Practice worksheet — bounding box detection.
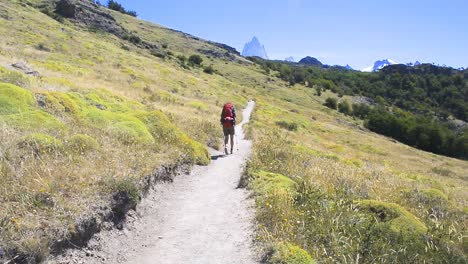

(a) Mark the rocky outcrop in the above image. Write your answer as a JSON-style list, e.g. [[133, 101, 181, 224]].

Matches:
[[53, 0, 158, 50], [55, 0, 123, 35], [197, 48, 237, 62], [208, 41, 240, 55], [447, 119, 468, 133], [11, 62, 39, 76], [55, 0, 76, 18], [353, 96, 376, 106]]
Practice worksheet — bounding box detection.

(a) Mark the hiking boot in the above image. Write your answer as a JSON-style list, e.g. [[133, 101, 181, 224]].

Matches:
[[224, 147, 228, 155]]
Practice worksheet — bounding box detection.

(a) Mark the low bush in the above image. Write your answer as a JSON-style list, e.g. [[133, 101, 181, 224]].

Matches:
[[177, 55, 187, 63], [108, 0, 137, 17], [36, 92, 79, 115], [324, 97, 337, 110], [203, 65, 214, 74], [18, 133, 63, 155], [0, 82, 35, 114], [355, 199, 427, 247], [35, 43, 51, 52], [123, 34, 142, 44], [0, 69, 30, 88], [66, 134, 99, 153], [0, 110, 66, 133], [135, 111, 210, 165], [114, 178, 140, 203], [109, 121, 154, 145], [275, 120, 298, 131], [188, 55, 203, 66], [338, 100, 351, 115], [151, 50, 166, 59], [267, 242, 314, 264]]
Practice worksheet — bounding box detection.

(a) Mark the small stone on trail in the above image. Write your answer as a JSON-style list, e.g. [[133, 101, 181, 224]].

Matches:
[[158, 236, 163, 239]]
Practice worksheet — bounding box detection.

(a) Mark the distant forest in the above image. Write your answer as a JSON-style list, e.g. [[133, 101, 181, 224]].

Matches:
[[248, 57, 468, 159]]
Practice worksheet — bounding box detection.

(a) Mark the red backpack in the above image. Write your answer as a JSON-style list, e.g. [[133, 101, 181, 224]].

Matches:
[[222, 102, 234, 127]]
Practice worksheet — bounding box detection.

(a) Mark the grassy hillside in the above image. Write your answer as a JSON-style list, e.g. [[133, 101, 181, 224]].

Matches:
[[0, 0, 466, 263]]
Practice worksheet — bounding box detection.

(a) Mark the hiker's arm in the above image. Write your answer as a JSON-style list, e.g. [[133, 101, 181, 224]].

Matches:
[[220, 109, 225, 124], [233, 108, 236, 123]]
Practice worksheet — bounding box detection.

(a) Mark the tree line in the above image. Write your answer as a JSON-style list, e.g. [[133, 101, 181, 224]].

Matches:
[[326, 101, 467, 159], [93, 0, 138, 17], [248, 57, 468, 159]]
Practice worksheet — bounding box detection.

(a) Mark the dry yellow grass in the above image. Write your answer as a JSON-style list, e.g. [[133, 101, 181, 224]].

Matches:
[[0, 0, 466, 263]]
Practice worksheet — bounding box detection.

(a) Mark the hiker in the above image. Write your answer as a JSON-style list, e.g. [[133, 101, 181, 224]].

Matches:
[[220, 102, 236, 154]]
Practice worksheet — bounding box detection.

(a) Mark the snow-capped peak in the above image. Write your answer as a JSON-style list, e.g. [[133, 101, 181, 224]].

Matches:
[[284, 56, 295, 62], [362, 59, 398, 72], [241, 36, 269, 59]]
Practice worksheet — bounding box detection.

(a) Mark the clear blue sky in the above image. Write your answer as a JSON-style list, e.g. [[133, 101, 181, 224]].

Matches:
[[116, 0, 467, 69]]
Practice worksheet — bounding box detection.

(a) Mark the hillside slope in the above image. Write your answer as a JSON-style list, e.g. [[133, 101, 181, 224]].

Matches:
[[0, 0, 467, 263]]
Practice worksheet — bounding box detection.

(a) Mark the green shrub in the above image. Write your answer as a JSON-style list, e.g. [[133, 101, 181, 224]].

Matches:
[[123, 34, 142, 44], [250, 170, 296, 195], [113, 178, 140, 203], [18, 133, 63, 155], [38, 3, 64, 22], [275, 120, 298, 131], [121, 44, 130, 51], [188, 55, 203, 66], [108, 0, 137, 17], [404, 188, 452, 214], [419, 188, 448, 201], [267, 242, 314, 264], [151, 50, 166, 59], [189, 101, 208, 111], [352, 103, 370, 119], [203, 65, 214, 74], [109, 121, 154, 145], [338, 100, 351, 115], [324, 97, 337, 110], [35, 43, 51, 52], [315, 85, 322, 96], [355, 200, 427, 243], [66, 134, 99, 153], [134, 110, 181, 144], [37, 92, 79, 115], [344, 158, 363, 168], [0, 69, 30, 88], [0, 82, 35, 114], [183, 136, 210, 165], [1, 110, 66, 132], [177, 55, 187, 63], [135, 111, 209, 165]]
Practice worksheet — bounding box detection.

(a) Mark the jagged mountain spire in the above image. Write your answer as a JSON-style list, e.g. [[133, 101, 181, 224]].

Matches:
[[241, 36, 269, 59]]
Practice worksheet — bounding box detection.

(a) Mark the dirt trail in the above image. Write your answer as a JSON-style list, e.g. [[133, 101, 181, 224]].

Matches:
[[53, 101, 258, 264]]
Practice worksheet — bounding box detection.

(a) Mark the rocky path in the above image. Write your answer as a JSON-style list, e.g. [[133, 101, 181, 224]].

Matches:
[[53, 101, 258, 264]]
